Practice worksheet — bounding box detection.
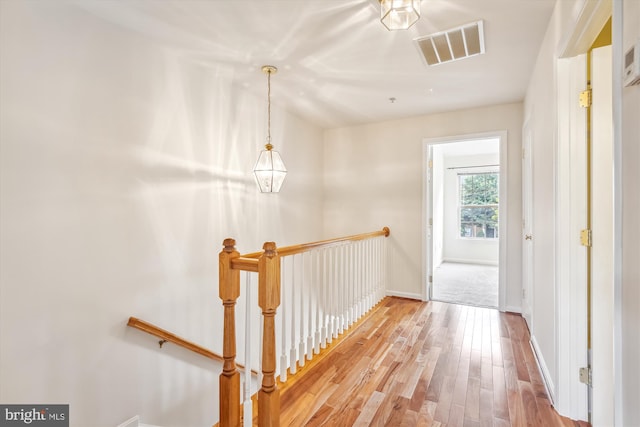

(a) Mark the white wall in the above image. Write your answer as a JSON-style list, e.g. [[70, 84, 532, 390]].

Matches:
[[523, 0, 595, 405], [0, 2, 324, 426], [442, 154, 499, 265], [620, 1, 640, 425], [323, 103, 523, 306]]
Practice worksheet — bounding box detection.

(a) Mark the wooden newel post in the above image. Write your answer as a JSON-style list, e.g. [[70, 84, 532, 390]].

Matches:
[[258, 242, 281, 427], [219, 238, 241, 427]]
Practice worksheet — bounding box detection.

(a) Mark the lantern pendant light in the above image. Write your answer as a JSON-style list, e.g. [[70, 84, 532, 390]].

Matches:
[[253, 65, 287, 193], [379, 0, 421, 31]]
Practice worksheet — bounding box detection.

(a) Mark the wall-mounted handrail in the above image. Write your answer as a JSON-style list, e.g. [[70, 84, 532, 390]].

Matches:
[[240, 227, 390, 258], [127, 317, 257, 374]]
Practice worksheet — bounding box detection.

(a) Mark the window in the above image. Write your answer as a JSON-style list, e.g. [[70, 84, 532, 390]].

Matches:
[[459, 172, 499, 239]]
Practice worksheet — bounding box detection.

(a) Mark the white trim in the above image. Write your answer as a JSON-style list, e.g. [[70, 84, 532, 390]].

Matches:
[[117, 416, 139, 427], [611, 1, 623, 425], [531, 335, 557, 405], [503, 305, 522, 314], [116, 415, 162, 427], [385, 290, 423, 301], [422, 141, 431, 302], [560, 0, 613, 58], [442, 258, 498, 266], [422, 131, 508, 311]]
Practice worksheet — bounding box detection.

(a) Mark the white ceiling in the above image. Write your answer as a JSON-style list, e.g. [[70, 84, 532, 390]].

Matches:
[[78, 0, 556, 129]]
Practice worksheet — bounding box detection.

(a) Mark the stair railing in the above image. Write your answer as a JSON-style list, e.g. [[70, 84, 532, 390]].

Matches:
[[219, 227, 390, 427]]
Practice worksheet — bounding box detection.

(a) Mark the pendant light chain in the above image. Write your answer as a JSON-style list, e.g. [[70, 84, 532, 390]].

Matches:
[[266, 69, 273, 150]]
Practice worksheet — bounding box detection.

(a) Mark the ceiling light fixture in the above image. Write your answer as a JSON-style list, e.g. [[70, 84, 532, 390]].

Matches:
[[379, 0, 421, 31], [253, 65, 287, 193]]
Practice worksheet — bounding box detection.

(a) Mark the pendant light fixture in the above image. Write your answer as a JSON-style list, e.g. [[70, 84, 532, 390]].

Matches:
[[379, 0, 421, 31], [253, 65, 287, 193]]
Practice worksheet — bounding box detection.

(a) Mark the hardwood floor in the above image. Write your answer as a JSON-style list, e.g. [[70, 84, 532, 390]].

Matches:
[[276, 297, 590, 427]]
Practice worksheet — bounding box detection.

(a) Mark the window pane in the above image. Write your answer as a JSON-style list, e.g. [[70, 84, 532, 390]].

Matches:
[[459, 172, 499, 239]]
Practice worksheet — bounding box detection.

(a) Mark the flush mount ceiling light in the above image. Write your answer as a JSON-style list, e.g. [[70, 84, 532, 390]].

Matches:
[[379, 0, 421, 31], [414, 20, 486, 66], [253, 65, 287, 193]]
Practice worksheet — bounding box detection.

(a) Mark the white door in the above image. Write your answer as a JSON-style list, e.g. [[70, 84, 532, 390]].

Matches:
[[590, 44, 614, 427], [522, 120, 534, 329]]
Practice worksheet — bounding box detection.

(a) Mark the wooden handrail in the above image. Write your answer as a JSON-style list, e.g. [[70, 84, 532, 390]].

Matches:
[[239, 227, 390, 259], [230, 256, 259, 272], [127, 317, 257, 375]]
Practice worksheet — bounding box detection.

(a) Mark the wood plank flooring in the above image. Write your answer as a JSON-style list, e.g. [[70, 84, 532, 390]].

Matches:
[[276, 297, 590, 427]]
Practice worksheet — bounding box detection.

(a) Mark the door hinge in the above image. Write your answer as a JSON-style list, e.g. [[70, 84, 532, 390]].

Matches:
[[579, 366, 592, 386], [428, 275, 433, 283], [428, 160, 433, 168], [580, 229, 592, 247], [429, 218, 433, 226], [579, 89, 592, 108]]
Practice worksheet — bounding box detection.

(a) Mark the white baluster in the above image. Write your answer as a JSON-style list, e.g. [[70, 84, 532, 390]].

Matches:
[[336, 245, 342, 335], [329, 247, 335, 340], [349, 243, 355, 327], [279, 257, 288, 382], [367, 239, 376, 310], [289, 255, 297, 375], [314, 250, 322, 355], [306, 251, 314, 361], [357, 241, 363, 319], [298, 253, 306, 368], [378, 237, 385, 302], [342, 245, 348, 332], [243, 272, 252, 426], [321, 248, 328, 348]]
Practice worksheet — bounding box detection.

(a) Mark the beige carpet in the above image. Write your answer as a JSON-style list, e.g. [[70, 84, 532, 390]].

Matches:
[[432, 262, 498, 308]]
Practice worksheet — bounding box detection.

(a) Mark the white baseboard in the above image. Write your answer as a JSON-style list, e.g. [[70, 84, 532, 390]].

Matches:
[[117, 416, 139, 427], [530, 335, 556, 404], [442, 258, 499, 266], [503, 305, 522, 314], [116, 415, 162, 427], [385, 290, 423, 301]]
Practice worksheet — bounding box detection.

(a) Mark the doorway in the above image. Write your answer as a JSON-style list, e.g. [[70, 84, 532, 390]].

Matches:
[[423, 132, 507, 309]]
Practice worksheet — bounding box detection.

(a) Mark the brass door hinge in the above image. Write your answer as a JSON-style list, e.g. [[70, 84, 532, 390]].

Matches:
[[579, 89, 592, 108], [428, 160, 433, 168], [580, 229, 592, 247]]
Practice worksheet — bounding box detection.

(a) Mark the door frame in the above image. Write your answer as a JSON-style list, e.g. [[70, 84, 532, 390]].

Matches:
[[522, 118, 534, 329], [422, 130, 508, 310]]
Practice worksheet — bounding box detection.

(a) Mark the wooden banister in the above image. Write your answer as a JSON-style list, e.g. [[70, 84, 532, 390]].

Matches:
[[240, 227, 390, 258], [219, 227, 389, 427], [126, 317, 257, 374], [257, 242, 281, 427], [219, 238, 241, 427]]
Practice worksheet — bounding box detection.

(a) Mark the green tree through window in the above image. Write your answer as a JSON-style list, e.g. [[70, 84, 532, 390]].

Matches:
[[459, 172, 499, 238]]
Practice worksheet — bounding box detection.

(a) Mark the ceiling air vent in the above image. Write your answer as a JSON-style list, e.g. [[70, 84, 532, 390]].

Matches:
[[414, 20, 485, 66]]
